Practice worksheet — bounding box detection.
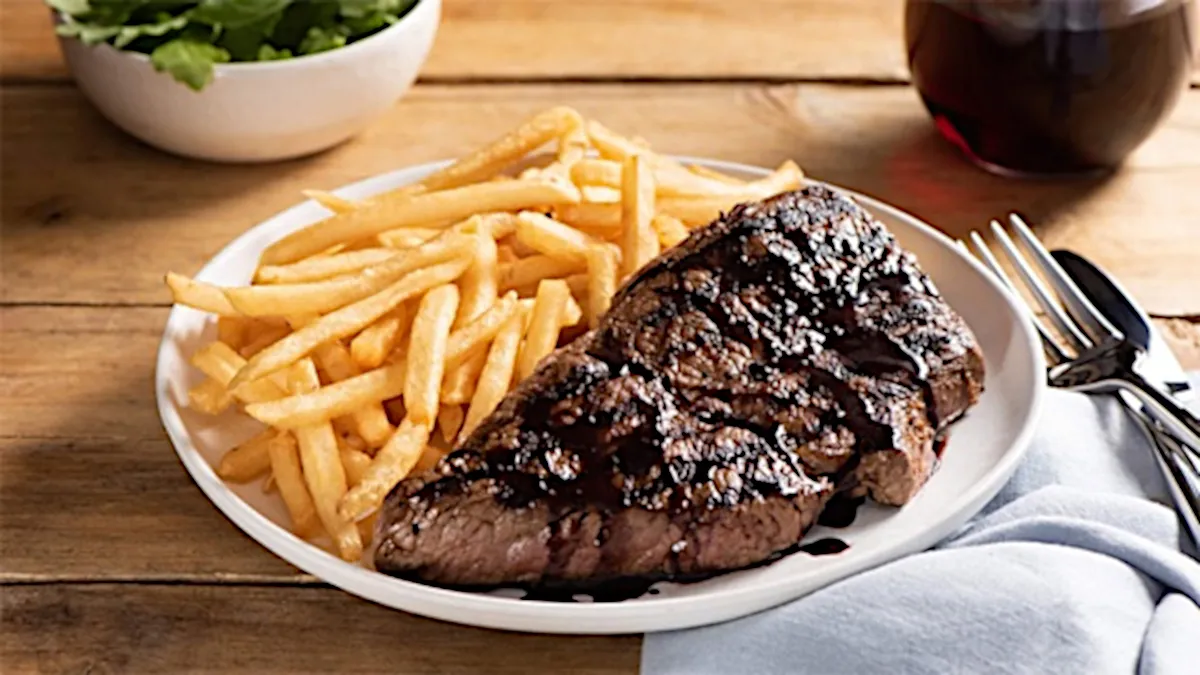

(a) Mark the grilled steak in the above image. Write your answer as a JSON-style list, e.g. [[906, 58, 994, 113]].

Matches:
[[374, 186, 985, 589]]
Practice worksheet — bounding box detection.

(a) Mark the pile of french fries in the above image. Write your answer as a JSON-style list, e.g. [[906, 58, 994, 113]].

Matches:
[[165, 106, 804, 562]]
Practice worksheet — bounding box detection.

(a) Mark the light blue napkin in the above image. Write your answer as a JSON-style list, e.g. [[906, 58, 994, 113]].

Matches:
[[643, 378, 1200, 675]]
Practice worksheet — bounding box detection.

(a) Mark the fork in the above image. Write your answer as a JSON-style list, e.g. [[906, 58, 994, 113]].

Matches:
[[968, 214, 1200, 549]]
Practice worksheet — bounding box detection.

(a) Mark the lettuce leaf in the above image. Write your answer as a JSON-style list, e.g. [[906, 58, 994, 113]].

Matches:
[[150, 38, 231, 91]]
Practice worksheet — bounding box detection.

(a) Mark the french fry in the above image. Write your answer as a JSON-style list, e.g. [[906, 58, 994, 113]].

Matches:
[[557, 117, 590, 167], [238, 319, 292, 358], [461, 310, 525, 440], [262, 472, 277, 494], [244, 360, 407, 429], [288, 360, 362, 562], [455, 224, 500, 327], [217, 429, 276, 482], [312, 342, 395, 447], [266, 432, 321, 538], [339, 417, 432, 521], [621, 154, 658, 277], [580, 186, 622, 204], [553, 203, 622, 239], [339, 431, 369, 453], [188, 378, 234, 415], [517, 279, 571, 380], [497, 244, 519, 264], [586, 241, 621, 325], [225, 236, 472, 317], [303, 189, 360, 214], [414, 107, 583, 194], [216, 316, 247, 351], [404, 284, 460, 426], [191, 342, 288, 404], [350, 306, 409, 371], [230, 258, 470, 388], [413, 444, 447, 474], [376, 227, 443, 249], [569, 159, 622, 189], [340, 447, 373, 487], [515, 211, 595, 265], [440, 350, 486, 405], [652, 213, 690, 249], [437, 404, 465, 445], [165, 272, 241, 316], [563, 294, 583, 327], [687, 163, 747, 185], [444, 291, 519, 366], [261, 180, 581, 265], [255, 248, 396, 285], [499, 255, 584, 292]]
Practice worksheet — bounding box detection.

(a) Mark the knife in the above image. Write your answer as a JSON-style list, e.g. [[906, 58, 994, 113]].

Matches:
[[1053, 250, 1200, 552]]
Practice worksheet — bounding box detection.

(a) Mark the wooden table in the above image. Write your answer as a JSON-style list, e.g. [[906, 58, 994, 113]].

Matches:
[[3, 2, 1198, 672]]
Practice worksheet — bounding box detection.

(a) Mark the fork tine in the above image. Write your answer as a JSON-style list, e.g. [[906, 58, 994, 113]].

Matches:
[[967, 232, 1067, 366], [990, 220, 1094, 354], [1007, 213, 1123, 343]]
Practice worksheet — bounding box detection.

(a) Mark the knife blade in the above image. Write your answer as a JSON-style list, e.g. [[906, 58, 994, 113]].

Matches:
[[1051, 250, 1193, 405]]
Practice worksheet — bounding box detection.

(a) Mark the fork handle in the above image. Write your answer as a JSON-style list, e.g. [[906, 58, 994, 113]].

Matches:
[[1118, 372, 1200, 454], [1132, 411, 1200, 554]]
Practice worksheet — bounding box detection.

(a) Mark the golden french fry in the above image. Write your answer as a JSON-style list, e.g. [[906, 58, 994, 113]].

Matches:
[[312, 342, 395, 447], [165, 273, 240, 316], [585, 244, 618, 326], [580, 186, 622, 204], [414, 444, 448, 474], [225, 236, 472, 317], [517, 279, 571, 381], [570, 158, 622, 189], [261, 180, 580, 265], [444, 291, 519, 366], [450, 212, 519, 241], [340, 447, 373, 487], [621, 154, 658, 277], [657, 196, 745, 227], [262, 472, 277, 494], [216, 316, 247, 351], [497, 244, 519, 265], [515, 211, 595, 265], [350, 306, 409, 371], [440, 350, 486, 405], [461, 310, 525, 440], [376, 227, 443, 249], [188, 378, 234, 415], [357, 512, 378, 546], [404, 284, 459, 426], [414, 107, 584, 194], [238, 319, 292, 358], [244, 360, 406, 429], [455, 225, 500, 328], [230, 258, 470, 388], [266, 432, 321, 538], [499, 255, 585, 292], [563, 294, 583, 327], [217, 429, 276, 482], [572, 157, 798, 200], [652, 213, 690, 249], [557, 117, 590, 167], [303, 189, 360, 214], [191, 342, 288, 404], [437, 404, 465, 445], [553, 203, 622, 240], [255, 248, 396, 285], [287, 360, 362, 562], [339, 431, 369, 452], [687, 163, 747, 185], [339, 417, 432, 521]]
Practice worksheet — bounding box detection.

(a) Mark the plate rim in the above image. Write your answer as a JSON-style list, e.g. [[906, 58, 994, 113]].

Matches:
[[155, 156, 1046, 633]]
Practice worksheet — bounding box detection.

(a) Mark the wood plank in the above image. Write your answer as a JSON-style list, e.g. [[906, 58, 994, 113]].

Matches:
[[4, 0, 904, 83], [5, 83, 1200, 314], [0, 584, 640, 674]]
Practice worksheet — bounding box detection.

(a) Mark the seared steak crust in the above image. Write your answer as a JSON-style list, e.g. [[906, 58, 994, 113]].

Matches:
[[375, 186, 984, 588]]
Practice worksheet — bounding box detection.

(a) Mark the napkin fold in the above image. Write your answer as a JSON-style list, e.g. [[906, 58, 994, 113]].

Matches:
[[643, 379, 1200, 675]]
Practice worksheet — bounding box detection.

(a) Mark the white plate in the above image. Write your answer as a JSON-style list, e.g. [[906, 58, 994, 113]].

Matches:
[[156, 158, 1045, 634]]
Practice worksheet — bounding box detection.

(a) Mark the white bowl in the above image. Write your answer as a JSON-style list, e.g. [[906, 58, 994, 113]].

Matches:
[[156, 157, 1045, 634], [57, 0, 440, 162]]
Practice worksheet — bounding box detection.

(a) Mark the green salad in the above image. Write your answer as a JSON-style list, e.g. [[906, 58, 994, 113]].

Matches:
[[50, 0, 419, 91]]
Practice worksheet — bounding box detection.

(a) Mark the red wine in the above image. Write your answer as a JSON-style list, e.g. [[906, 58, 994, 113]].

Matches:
[[906, 0, 1195, 175]]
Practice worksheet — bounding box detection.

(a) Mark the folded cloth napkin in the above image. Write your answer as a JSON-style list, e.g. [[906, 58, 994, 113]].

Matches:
[[643, 378, 1200, 675]]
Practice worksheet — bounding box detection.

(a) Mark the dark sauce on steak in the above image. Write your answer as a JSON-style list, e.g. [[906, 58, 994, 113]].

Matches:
[[374, 187, 984, 591]]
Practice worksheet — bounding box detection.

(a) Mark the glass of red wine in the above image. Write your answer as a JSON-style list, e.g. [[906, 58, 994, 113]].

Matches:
[[906, 0, 1196, 176]]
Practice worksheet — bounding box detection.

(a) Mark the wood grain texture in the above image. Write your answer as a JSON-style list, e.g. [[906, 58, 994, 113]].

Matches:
[[5, 83, 1200, 314], [9, 0, 1196, 84], [0, 584, 640, 674]]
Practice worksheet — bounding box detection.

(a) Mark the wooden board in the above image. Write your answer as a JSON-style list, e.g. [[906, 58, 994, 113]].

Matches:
[[8, 0, 1198, 84], [5, 83, 1200, 315], [0, 584, 641, 674]]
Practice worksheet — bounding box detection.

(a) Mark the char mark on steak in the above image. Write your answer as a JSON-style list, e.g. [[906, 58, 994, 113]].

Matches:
[[374, 185, 985, 589]]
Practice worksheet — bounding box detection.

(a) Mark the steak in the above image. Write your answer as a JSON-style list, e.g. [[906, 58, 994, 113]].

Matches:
[[374, 186, 985, 590]]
